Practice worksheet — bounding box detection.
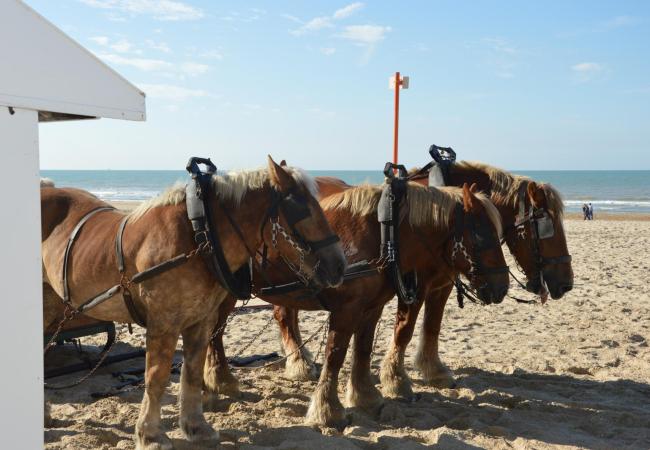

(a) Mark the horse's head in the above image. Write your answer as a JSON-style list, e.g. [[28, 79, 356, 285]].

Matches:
[[266, 156, 346, 288], [449, 183, 509, 304], [503, 181, 573, 300]]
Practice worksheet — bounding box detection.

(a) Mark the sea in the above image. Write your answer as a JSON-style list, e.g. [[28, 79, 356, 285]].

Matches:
[[40, 170, 650, 215]]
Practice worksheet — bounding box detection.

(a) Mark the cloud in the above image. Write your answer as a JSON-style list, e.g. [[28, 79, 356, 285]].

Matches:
[[321, 47, 336, 56], [289, 2, 364, 35], [571, 62, 605, 82], [199, 50, 224, 60], [572, 62, 602, 72], [333, 2, 364, 19], [146, 39, 171, 53], [338, 25, 390, 45], [473, 37, 520, 78], [89, 36, 109, 46], [97, 53, 209, 76], [482, 37, 517, 55], [604, 15, 639, 29], [78, 0, 204, 21], [138, 83, 210, 101], [180, 62, 209, 76], [110, 38, 133, 53], [623, 86, 650, 95], [99, 53, 172, 71], [291, 16, 333, 35]]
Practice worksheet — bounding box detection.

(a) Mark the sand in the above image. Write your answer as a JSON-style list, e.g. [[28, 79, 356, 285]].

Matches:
[[44, 217, 650, 449]]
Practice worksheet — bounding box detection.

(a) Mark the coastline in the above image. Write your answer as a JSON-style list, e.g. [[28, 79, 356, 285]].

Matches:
[[111, 200, 650, 221]]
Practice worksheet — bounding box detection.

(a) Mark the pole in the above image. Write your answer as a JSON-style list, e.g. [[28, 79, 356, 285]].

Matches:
[[393, 71, 400, 166]]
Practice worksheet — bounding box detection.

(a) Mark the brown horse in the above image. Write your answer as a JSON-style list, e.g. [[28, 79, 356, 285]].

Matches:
[[220, 161, 573, 401], [205, 181, 508, 427], [41, 157, 346, 450], [377, 161, 573, 397]]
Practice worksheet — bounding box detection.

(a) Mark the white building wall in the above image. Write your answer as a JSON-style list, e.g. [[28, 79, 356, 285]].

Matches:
[[0, 106, 43, 449]]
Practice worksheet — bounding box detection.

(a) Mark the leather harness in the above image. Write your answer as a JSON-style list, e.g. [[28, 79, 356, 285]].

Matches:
[[57, 156, 340, 326], [378, 162, 419, 305]]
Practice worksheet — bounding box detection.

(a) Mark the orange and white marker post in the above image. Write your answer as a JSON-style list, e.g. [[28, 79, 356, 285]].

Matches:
[[389, 72, 409, 166]]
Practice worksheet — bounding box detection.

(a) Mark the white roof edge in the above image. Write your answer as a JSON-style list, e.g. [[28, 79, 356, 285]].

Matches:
[[0, 94, 145, 121], [18, 1, 146, 101]]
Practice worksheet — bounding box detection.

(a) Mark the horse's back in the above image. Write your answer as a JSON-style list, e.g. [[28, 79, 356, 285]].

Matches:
[[315, 176, 352, 199], [41, 187, 109, 241]]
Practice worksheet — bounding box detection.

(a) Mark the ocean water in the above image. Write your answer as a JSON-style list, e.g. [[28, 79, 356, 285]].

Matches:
[[41, 169, 650, 214]]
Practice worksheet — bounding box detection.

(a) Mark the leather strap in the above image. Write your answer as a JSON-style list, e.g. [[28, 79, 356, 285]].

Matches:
[[114, 216, 147, 327], [62, 207, 115, 304], [186, 170, 252, 299]]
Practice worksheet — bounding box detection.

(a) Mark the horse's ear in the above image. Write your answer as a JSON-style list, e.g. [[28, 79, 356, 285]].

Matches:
[[527, 181, 547, 208], [280, 159, 287, 167], [469, 183, 479, 193], [462, 183, 474, 212], [268, 155, 296, 193]]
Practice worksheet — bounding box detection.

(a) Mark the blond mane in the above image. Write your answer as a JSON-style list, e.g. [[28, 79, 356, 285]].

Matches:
[[320, 182, 502, 236], [129, 166, 317, 221], [454, 161, 564, 217]]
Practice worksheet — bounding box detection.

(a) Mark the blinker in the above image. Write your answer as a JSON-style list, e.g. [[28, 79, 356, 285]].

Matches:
[[280, 192, 311, 226], [535, 212, 555, 240]]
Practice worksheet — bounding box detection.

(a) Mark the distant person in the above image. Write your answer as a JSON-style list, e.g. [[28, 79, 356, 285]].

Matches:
[[582, 203, 588, 220], [589, 203, 594, 220]]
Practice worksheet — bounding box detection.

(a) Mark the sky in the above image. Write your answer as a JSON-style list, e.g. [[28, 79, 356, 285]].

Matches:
[[27, 0, 650, 170]]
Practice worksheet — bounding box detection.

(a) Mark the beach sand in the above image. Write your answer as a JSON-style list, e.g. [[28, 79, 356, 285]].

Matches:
[[44, 216, 650, 449]]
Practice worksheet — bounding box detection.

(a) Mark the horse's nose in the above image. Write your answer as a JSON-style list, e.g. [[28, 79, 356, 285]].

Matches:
[[560, 284, 573, 294]]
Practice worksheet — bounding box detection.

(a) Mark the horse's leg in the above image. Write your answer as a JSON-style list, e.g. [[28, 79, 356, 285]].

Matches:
[[380, 296, 425, 399], [179, 318, 219, 443], [415, 285, 456, 388], [345, 306, 384, 413], [275, 305, 317, 380], [305, 312, 353, 428], [135, 331, 178, 450], [203, 295, 240, 398]]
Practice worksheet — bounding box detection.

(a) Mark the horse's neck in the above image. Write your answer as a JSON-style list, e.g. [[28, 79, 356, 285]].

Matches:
[[449, 166, 517, 227], [209, 187, 271, 270], [399, 219, 451, 275]]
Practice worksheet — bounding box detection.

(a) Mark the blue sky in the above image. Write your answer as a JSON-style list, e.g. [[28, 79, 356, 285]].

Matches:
[[28, 0, 650, 170]]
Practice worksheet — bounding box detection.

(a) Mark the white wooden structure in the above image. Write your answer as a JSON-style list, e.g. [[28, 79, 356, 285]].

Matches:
[[0, 1, 145, 447]]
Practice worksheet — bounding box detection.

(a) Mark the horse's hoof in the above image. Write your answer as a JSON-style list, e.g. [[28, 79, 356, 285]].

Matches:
[[380, 378, 414, 400], [285, 357, 318, 381], [426, 375, 457, 389], [305, 404, 348, 429], [134, 433, 173, 450], [180, 416, 219, 443]]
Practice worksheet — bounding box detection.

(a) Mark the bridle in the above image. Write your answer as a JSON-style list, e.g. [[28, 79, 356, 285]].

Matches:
[[500, 182, 572, 294], [186, 157, 340, 299], [257, 187, 340, 286], [449, 203, 509, 307]]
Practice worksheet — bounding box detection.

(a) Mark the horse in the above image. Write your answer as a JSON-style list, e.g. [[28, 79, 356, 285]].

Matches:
[[205, 181, 509, 427], [376, 161, 573, 397], [218, 160, 574, 401], [41, 156, 346, 450]]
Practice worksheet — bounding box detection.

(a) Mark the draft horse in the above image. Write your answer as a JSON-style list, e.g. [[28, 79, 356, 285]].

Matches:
[[222, 159, 574, 401], [378, 160, 573, 397], [41, 156, 346, 449], [206, 181, 509, 427]]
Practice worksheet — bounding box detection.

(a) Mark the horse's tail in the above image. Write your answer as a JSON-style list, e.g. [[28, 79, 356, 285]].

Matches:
[[40, 178, 55, 188]]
